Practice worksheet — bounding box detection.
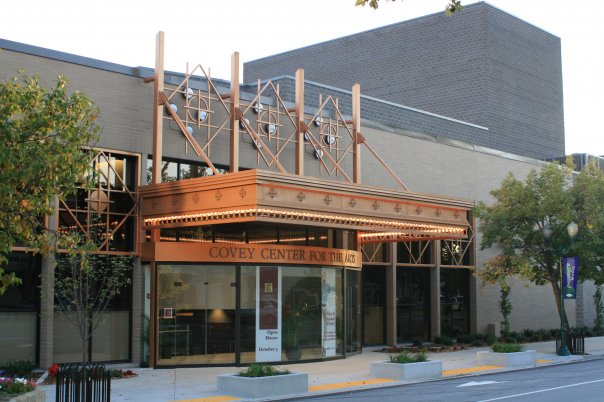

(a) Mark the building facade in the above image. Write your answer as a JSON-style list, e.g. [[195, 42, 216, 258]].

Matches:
[[244, 2, 565, 161], [0, 5, 590, 370]]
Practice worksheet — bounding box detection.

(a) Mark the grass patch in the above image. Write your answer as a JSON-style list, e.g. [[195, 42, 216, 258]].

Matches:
[[238, 364, 291, 377], [388, 351, 428, 364], [491, 342, 522, 353]]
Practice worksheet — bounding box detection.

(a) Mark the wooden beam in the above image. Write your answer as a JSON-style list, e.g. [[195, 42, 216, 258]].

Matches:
[[152, 31, 164, 185], [143, 76, 155, 83], [352, 83, 361, 184], [295, 69, 305, 176], [230, 52, 240, 173]]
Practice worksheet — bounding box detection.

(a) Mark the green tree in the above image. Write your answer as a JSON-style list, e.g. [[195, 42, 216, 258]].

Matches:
[[54, 235, 132, 367], [356, 0, 463, 14], [0, 73, 99, 294], [474, 162, 604, 325]]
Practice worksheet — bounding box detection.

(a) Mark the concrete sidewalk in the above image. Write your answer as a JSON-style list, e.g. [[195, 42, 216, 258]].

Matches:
[[38, 337, 604, 402]]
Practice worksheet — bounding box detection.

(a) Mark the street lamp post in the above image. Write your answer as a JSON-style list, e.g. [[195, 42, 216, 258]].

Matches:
[[542, 221, 578, 356]]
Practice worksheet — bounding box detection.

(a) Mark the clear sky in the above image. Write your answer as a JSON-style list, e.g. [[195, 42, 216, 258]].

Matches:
[[1, 0, 602, 156]]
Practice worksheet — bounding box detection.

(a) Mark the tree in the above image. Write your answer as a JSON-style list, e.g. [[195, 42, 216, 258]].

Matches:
[[54, 235, 132, 366], [0, 72, 99, 294], [474, 162, 604, 326], [355, 0, 463, 15]]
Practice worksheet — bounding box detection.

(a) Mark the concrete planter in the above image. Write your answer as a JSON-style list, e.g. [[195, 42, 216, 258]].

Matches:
[[217, 372, 308, 399], [370, 360, 442, 381], [0, 390, 46, 402], [476, 350, 537, 367]]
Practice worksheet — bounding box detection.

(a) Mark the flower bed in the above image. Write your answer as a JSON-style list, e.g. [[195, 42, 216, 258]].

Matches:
[[217, 364, 307, 399], [0, 377, 40, 402], [476, 350, 537, 367], [370, 360, 442, 381]]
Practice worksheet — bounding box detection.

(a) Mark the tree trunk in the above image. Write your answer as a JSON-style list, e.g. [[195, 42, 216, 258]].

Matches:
[[550, 278, 569, 330]]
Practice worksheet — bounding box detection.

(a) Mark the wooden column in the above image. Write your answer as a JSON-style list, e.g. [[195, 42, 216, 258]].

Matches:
[[151, 31, 164, 186], [352, 83, 361, 184], [386, 242, 398, 345], [431, 240, 442, 340], [295, 69, 305, 176], [230, 52, 240, 173]]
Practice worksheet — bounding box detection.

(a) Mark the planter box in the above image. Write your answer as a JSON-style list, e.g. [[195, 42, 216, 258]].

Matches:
[[217, 372, 308, 399], [370, 360, 442, 381], [0, 390, 46, 402], [476, 350, 537, 367]]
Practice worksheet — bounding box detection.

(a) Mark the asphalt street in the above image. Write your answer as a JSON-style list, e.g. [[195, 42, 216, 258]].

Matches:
[[300, 358, 604, 402]]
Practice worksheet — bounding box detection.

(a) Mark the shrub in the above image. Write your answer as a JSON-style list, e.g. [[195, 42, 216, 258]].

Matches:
[[491, 342, 522, 353], [0, 360, 34, 377], [456, 333, 475, 343], [434, 335, 454, 346], [485, 335, 497, 345], [239, 364, 290, 377], [499, 337, 517, 344], [411, 337, 424, 347], [388, 351, 428, 364], [471, 339, 486, 347]]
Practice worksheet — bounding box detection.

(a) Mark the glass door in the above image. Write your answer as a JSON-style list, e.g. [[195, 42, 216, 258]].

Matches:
[[157, 265, 236, 365]]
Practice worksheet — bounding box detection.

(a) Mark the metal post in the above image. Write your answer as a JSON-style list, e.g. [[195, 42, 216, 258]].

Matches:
[[559, 258, 570, 356]]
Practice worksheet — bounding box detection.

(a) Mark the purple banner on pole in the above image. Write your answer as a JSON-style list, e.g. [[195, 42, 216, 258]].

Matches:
[[562, 256, 579, 299]]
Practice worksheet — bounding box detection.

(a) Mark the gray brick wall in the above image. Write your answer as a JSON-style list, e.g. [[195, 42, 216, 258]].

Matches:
[[244, 2, 565, 161]]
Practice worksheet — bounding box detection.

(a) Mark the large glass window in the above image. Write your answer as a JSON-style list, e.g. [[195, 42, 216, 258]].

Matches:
[[396, 267, 430, 341], [157, 265, 237, 365], [0, 252, 40, 365], [440, 268, 470, 336], [362, 267, 386, 345], [53, 256, 133, 364], [59, 150, 138, 252]]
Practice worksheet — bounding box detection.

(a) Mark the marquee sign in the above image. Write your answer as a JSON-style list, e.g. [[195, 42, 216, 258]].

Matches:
[[142, 242, 362, 268]]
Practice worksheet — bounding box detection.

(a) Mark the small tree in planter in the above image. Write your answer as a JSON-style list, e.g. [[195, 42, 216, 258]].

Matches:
[[370, 351, 442, 381], [54, 234, 132, 367]]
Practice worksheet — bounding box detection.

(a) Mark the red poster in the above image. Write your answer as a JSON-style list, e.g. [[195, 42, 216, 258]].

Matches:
[[259, 267, 278, 329]]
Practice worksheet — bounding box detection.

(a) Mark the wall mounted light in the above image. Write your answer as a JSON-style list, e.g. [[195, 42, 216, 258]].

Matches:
[[304, 132, 311, 142], [314, 149, 323, 159], [186, 125, 194, 135], [265, 123, 277, 135], [324, 134, 336, 145], [169, 103, 178, 113], [240, 117, 250, 130], [253, 102, 264, 114], [198, 110, 208, 122], [314, 116, 322, 126], [183, 87, 194, 100], [253, 139, 263, 149]]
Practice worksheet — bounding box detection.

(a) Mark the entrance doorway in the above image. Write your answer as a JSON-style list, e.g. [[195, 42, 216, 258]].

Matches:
[[157, 265, 236, 365]]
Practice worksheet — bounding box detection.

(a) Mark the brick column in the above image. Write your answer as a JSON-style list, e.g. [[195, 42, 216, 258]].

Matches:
[[385, 242, 397, 345], [130, 257, 143, 364], [430, 240, 441, 341]]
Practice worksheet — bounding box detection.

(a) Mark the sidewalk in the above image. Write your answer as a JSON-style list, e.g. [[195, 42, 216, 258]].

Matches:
[[38, 336, 604, 402]]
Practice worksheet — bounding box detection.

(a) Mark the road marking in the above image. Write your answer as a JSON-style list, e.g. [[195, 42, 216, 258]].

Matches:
[[309, 378, 394, 391], [444, 365, 502, 376], [173, 396, 240, 402], [536, 359, 552, 364], [457, 380, 504, 387], [476, 378, 604, 401]]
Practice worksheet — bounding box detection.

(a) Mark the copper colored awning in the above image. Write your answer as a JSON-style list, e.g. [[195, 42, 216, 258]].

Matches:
[[139, 169, 473, 242]]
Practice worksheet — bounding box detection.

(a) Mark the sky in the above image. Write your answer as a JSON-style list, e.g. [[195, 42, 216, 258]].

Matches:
[[1, 0, 602, 156]]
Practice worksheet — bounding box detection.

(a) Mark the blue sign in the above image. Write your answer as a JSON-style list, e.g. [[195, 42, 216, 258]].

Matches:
[[562, 257, 579, 299]]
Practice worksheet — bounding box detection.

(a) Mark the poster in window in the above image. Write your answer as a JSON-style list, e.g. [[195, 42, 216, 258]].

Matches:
[[321, 269, 336, 357], [256, 266, 281, 361]]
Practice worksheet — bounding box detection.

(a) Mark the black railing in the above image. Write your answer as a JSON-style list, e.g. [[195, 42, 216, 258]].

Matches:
[[556, 329, 585, 355], [56, 363, 111, 402]]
